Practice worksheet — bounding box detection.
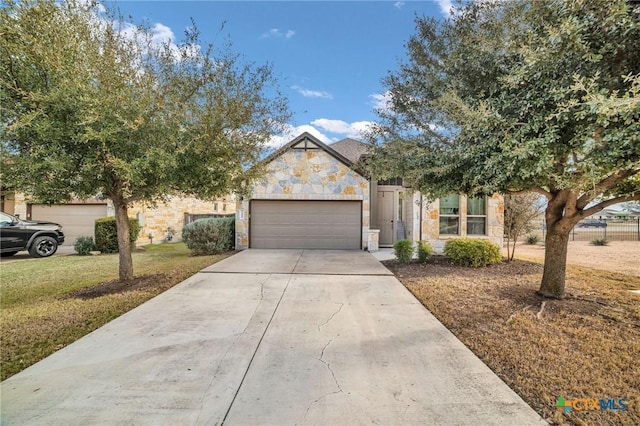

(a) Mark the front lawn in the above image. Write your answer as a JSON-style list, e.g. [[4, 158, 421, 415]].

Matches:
[[384, 257, 640, 426], [0, 243, 228, 381]]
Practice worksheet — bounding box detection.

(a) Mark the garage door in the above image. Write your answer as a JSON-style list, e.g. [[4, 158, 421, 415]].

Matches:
[[31, 204, 109, 245], [250, 200, 362, 249]]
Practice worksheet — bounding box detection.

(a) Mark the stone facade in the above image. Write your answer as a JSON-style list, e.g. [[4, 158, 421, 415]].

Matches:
[[0, 191, 27, 218], [2, 191, 233, 245], [130, 195, 235, 245], [235, 148, 370, 249], [419, 194, 504, 253]]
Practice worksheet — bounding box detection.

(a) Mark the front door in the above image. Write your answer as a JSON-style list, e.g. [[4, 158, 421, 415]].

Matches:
[[377, 190, 394, 246]]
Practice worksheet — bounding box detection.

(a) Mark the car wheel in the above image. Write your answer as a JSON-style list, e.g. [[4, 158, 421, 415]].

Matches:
[[28, 236, 58, 258], [0, 251, 19, 257]]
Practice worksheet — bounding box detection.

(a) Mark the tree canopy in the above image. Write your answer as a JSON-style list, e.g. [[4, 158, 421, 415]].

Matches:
[[1, 0, 290, 280], [370, 0, 640, 298]]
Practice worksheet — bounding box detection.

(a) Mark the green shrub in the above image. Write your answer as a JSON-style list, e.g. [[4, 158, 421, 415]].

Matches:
[[443, 238, 502, 267], [182, 217, 235, 255], [417, 240, 433, 263], [94, 217, 141, 254], [73, 235, 96, 255], [591, 238, 609, 246], [393, 239, 414, 263], [525, 234, 539, 245]]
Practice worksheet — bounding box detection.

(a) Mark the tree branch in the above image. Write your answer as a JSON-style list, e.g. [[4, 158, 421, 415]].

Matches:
[[576, 169, 639, 210], [582, 193, 640, 217], [530, 186, 552, 200]]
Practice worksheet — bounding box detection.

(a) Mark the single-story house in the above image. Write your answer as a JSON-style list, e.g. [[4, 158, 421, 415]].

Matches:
[[1, 191, 234, 246], [235, 132, 504, 252]]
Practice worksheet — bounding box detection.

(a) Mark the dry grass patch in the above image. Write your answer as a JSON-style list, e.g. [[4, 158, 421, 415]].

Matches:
[[0, 243, 229, 381], [384, 257, 640, 426]]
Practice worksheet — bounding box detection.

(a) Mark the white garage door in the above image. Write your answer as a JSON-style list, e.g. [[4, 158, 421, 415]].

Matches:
[[31, 204, 109, 245], [250, 200, 362, 249]]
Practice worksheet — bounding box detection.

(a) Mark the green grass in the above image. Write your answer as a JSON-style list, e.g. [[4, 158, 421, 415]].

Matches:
[[0, 243, 228, 380]]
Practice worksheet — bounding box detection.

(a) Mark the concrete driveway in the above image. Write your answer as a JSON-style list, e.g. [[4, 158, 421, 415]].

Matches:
[[1, 249, 545, 425]]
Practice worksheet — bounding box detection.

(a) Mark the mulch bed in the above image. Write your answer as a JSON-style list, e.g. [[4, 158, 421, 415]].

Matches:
[[383, 256, 640, 426], [66, 274, 168, 299]]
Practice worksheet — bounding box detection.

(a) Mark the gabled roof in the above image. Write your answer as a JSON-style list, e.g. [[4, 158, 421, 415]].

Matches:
[[329, 138, 370, 163], [264, 132, 355, 168]]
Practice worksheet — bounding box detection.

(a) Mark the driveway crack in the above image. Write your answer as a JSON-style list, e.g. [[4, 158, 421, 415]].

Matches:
[[317, 303, 343, 332], [303, 338, 344, 420]]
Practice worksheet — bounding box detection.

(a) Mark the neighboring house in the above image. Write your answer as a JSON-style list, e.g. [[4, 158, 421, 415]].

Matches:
[[235, 132, 504, 252], [0, 191, 234, 246]]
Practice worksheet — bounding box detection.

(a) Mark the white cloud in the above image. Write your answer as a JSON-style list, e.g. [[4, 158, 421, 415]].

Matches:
[[311, 119, 374, 139], [291, 85, 333, 100], [394, 2, 405, 10], [370, 92, 392, 113], [267, 124, 332, 148], [266, 118, 375, 149], [261, 28, 296, 39], [436, 0, 455, 16], [150, 23, 176, 46], [114, 18, 199, 62]]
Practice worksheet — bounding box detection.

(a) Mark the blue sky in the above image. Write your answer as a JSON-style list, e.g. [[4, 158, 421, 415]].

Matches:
[[108, 1, 453, 146]]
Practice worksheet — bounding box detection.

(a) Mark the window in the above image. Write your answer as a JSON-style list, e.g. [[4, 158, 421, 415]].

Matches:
[[214, 202, 218, 211], [223, 203, 227, 212], [377, 177, 403, 186], [439, 194, 459, 235], [467, 196, 487, 235]]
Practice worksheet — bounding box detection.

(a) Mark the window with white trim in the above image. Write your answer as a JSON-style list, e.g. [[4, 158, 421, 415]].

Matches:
[[467, 196, 487, 235], [439, 194, 460, 235]]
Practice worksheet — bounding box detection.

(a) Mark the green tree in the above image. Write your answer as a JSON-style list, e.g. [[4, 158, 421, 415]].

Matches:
[[370, 0, 640, 298], [1, 0, 289, 280]]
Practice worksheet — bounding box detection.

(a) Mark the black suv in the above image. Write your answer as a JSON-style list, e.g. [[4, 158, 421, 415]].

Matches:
[[0, 212, 65, 258]]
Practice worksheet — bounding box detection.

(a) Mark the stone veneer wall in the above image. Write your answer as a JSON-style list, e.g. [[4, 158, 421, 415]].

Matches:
[[6, 191, 233, 245], [130, 195, 235, 245], [420, 194, 504, 253], [235, 149, 370, 250], [1, 191, 27, 218]]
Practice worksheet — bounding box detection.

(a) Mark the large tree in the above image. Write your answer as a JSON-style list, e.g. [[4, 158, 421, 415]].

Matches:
[[1, 0, 289, 280], [370, 0, 640, 298]]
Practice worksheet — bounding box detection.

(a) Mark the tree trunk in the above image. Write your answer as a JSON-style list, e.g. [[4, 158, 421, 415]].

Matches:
[[113, 198, 134, 282], [537, 203, 571, 299], [537, 229, 570, 298]]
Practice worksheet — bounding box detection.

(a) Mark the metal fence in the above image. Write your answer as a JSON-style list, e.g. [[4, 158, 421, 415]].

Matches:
[[536, 217, 640, 242], [183, 213, 235, 226]]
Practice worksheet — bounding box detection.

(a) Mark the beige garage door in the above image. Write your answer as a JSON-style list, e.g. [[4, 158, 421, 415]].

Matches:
[[31, 204, 109, 245], [250, 200, 362, 249]]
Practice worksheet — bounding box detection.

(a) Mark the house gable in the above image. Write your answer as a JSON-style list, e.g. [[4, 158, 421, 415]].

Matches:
[[235, 132, 370, 250], [263, 132, 357, 172]]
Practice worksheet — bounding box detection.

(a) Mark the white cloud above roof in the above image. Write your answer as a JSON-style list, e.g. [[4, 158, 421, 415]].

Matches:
[[311, 118, 373, 139], [291, 85, 333, 99], [261, 28, 296, 39], [267, 118, 375, 149], [394, 2, 405, 10], [267, 124, 332, 148]]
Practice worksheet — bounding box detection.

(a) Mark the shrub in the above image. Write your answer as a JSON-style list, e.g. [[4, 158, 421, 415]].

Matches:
[[94, 217, 141, 254], [525, 234, 539, 245], [73, 235, 96, 255], [417, 240, 433, 263], [591, 238, 609, 246], [393, 239, 414, 263], [443, 238, 502, 267], [182, 217, 235, 255]]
